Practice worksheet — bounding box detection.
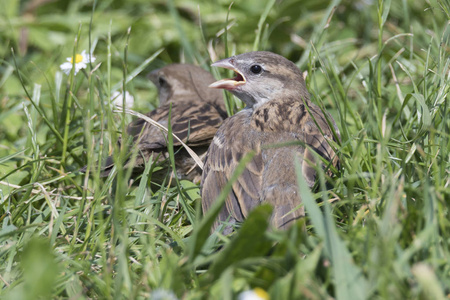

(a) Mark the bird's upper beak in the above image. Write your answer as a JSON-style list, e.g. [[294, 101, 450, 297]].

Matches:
[[209, 58, 246, 90]]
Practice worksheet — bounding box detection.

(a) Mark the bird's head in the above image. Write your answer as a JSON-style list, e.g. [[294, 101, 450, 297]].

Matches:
[[148, 64, 223, 107], [209, 51, 309, 108]]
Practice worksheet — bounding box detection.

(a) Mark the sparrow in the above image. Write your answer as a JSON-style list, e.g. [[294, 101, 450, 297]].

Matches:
[[83, 64, 227, 183], [201, 51, 340, 232]]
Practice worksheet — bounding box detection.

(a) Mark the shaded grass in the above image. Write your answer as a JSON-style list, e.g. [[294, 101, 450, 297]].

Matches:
[[0, 0, 449, 299]]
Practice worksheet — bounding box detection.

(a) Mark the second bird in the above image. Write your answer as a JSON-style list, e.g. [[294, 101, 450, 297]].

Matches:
[[201, 51, 340, 233], [90, 64, 227, 183]]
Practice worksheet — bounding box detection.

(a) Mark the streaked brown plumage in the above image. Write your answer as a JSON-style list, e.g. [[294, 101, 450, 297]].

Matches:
[[84, 64, 227, 183], [201, 51, 340, 232]]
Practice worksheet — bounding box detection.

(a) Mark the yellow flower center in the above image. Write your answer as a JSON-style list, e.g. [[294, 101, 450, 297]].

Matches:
[[70, 54, 83, 64], [254, 288, 269, 300]]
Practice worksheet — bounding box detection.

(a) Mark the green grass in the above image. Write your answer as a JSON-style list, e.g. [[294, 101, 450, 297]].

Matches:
[[0, 0, 449, 299]]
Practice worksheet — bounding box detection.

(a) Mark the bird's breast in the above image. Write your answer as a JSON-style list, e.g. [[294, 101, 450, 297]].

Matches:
[[250, 98, 307, 132]]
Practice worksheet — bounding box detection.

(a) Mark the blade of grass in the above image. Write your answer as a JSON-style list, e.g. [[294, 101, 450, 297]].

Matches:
[[111, 48, 164, 92], [10, 49, 83, 165], [252, 0, 276, 51], [209, 204, 273, 281], [295, 158, 369, 300], [61, 26, 83, 169], [166, 0, 196, 63]]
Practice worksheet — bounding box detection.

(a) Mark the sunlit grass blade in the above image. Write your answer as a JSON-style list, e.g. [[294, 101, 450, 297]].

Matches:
[[252, 0, 276, 51], [295, 159, 369, 300]]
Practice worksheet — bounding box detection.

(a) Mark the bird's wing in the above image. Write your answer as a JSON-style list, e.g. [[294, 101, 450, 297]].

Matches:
[[301, 102, 341, 181], [90, 100, 225, 177], [201, 110, 264, 229], [127, 100, 225, 151]]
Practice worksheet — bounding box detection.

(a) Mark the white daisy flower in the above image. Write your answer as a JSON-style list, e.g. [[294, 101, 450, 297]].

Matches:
[[60, 50, 96, 75], [238, 288, 269, 300], [149, 289, 178, 300], [111, 90, 135, 108]]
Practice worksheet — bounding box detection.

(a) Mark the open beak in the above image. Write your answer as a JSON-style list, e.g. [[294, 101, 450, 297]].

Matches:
[[209, 58, 246, 90]]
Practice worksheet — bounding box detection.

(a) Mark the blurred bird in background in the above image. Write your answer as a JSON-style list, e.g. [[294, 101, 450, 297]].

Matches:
[[82, 64, 228, 184]]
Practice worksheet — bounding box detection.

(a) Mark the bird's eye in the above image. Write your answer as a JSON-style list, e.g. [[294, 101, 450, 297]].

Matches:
[[250, 64, 262, 74], [158, 76, 167, 86]]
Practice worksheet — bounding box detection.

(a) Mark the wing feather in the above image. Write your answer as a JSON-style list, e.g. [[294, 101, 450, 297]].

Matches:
[[201, 111, 264, 231], [128, 100, 224, 151]]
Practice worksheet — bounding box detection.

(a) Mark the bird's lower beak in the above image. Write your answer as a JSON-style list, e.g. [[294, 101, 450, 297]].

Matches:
[[209, 58, 246, 90]]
